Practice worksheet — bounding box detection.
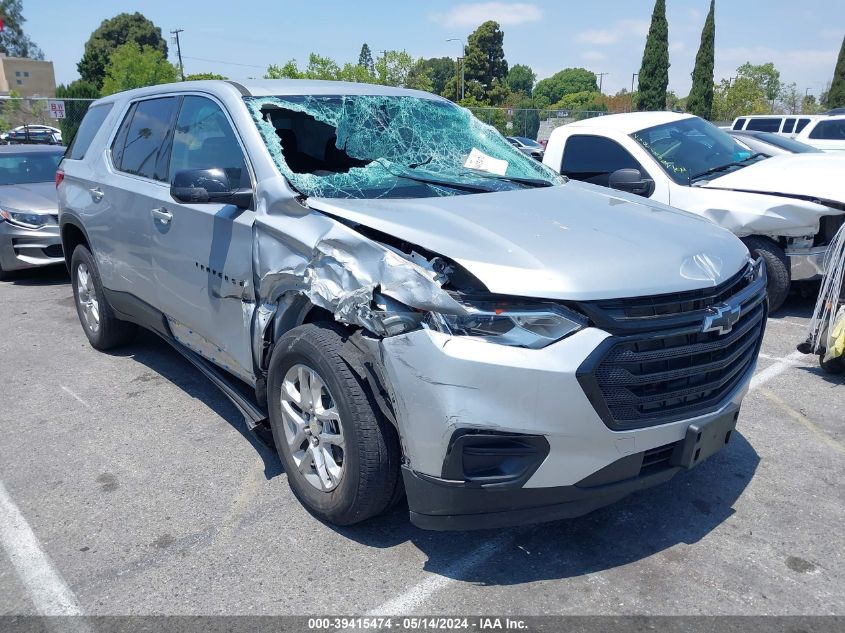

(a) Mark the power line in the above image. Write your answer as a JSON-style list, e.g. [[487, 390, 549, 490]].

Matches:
[[181, 55, 267, 69]]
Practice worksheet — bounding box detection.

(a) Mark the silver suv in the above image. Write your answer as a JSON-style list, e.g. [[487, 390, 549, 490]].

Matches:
[[58, 80, 767, 530]]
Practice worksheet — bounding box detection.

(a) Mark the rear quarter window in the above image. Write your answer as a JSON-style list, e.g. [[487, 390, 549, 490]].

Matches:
[[66, 104, 113, 160], [795, 118, 811, 133], [732, 118, 747, 130]]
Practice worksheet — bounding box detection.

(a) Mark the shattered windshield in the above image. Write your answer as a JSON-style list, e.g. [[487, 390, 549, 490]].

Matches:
[[632, 117, 762, 185], [245, 95, 563, 199]]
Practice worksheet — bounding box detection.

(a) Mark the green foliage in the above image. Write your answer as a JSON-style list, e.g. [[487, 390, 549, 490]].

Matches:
[[686, 0, 715, 119], [737, 61, 780, 105], [54, 80, 99, 144], [79, 12, 168, 89], [100, 41, 178, 96], [779, 82, 801, 114], [265, 60, 303, 79], [637, 0, 670, 111], [827, 35, 845, 109], [506, 64, 535, 96], [412, 57, 455, 95], [711, 76, 769, 121], [0, 0, 43, 59], [463, 21, 508, 95], [552, 91, 608, 115], [511, 96, 540, 138], [801, 94, 821, 114], [305, 53, 340, 80], [338, 62, 377, 84], [185, 72, 227, 81], [374, 50, 416, 87], [533, 68, 598, 109], [358, 43, 375, 75]]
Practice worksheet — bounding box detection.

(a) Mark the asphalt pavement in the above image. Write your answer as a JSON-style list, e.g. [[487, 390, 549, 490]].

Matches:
[[0, 266, 842, 616]]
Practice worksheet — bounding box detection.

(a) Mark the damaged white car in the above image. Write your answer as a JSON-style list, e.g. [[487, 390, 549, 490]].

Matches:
[[544, 112, 845, 310], [58, 81, 766, 530]]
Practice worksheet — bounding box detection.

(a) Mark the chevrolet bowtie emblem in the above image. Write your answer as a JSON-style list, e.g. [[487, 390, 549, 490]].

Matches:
[[702, 303, 742, 335]]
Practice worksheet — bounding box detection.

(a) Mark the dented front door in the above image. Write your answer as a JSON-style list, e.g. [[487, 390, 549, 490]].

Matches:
[[151, 95, 256, 382]]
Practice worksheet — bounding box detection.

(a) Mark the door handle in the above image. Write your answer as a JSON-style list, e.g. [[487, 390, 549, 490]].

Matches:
[[89, 187, 104, 202], [151, 207, 173, 224]]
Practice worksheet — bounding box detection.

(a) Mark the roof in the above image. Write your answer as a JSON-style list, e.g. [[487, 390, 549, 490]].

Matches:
[[0, 144, 64, 154], [94, 79, 448, 105], [560, 111, 694, 134]]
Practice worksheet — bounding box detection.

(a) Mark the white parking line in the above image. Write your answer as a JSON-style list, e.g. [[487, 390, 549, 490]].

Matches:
[[368, 534, 511, 615], [0, 480, 83, 615], [749, 351, 807, 392]]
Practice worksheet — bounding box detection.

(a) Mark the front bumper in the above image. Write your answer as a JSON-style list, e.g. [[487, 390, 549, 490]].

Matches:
[[0, 221, 63, 272], [787, 245, 828, 281], [379, 328, 751, 530]]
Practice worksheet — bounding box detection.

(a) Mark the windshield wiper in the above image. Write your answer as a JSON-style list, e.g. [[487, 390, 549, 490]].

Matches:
[[460, 169, 553, 188], [690, 153, 766, 181], [375, 161, 496, 193]]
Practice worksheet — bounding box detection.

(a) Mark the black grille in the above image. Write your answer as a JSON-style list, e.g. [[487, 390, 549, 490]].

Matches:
[[43, 244, 63, 258], [577, 261, 767, 430]]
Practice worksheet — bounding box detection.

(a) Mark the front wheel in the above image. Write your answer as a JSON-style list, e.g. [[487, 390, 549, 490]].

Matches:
[[267, 323, 401, 526], [70, 245, 137, 350], [742, 236, 791, 313], [819, 354, 845, 374]]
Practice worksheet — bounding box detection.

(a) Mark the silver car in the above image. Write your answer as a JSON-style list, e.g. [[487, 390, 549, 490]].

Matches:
[[0, 145, 64, 279], [58, 81, 765, 530]]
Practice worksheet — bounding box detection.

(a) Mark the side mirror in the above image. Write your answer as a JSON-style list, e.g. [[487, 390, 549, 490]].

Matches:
[[608, 168, 655, 197], [170, 168, 253, 209]]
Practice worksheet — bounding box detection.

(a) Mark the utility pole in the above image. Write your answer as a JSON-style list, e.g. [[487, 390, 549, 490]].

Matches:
[[447, 38, 465, 101], [631, 72, 638, 94], [596, 72, 608, 94], [171, 29, 185, 81]]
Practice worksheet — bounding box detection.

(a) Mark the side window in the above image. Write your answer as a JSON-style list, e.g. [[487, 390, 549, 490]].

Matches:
[[745, 118, 781, 132], [169, 96, 249, 188], [809, 120, 845, 140], [561, 135, 643, 187], [782, 118, 796, 134], [795, 118, 811, 133], [66, 104, 113, 160], [111, 97, 178, 181], [732, 118, 747, 130]]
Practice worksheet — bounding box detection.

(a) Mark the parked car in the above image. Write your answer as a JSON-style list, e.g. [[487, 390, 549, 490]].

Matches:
[[0, 145, 65, 279], [506, 136, 544, 160], [1, 124, 63, 145], [59, 80, 765, 530], [792, 115, 845, 152], [543, 112, 845, 310], [727, 129, 822, 156], [730, 114, 818, 136]]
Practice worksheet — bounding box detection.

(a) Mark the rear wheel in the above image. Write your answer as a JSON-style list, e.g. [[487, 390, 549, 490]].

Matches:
[[71, 245, 137, 350], [743, 236, 790, 312], [267, 323, 401, 526], [819, 354, 845, 374]]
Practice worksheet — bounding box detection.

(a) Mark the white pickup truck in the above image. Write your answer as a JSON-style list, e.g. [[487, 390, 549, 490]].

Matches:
[[543, 112, 845, 310]]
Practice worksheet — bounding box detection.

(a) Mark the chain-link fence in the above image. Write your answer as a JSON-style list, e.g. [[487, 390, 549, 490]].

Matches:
[[0, 97, 95, 146]]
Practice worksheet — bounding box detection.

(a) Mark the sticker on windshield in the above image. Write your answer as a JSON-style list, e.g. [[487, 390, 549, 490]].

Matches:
[[463, 148, 508, 176]]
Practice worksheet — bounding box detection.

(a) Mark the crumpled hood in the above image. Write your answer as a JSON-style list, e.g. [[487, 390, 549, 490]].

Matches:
[[0, 182, 58, 213], [704, 154, 845, 207], [307, 180, 749, 301]]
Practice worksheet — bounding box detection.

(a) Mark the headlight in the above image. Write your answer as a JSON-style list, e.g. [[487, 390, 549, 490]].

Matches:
[[0, 208, 55, 229], [425, 300, 587, 349]]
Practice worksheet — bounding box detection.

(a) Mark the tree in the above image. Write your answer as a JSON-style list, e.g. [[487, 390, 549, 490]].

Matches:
[[552, 91, 608, 115], [737, 62, 780, 111], [533, 68, 598, 108], [637, 0, 670, 111], [411, 57, 454, 95], [779, 82, 801, 114], [358, 43, 375, 75], [463, 21, 508, 94], [100, 41, 178, 96], [0, 0, 43, 59], [686, 0, 715, 119], [506, 64, 535, 96], [374, 50, 415, 87], [185, 72, 227, 81], [78, 13, 168, 89], [265, 60, 303, 79], [54, 80, 99, 144], [511, 96, 540, 138], [711, 75, 769, 122], [339, 62, 377, 84], [304, 53, 340, 80], [827, 35, 845, 109], [801, 94, 821, 114]]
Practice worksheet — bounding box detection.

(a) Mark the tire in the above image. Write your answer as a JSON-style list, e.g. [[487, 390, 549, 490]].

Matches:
[[743, 236, 790, 312], [819, 355, 845, 374], [70, 245, 137, 350], [267, 322, 402, 526]]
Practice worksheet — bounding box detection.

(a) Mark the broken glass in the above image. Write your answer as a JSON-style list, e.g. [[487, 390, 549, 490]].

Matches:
[[244, 95, 563, 199]]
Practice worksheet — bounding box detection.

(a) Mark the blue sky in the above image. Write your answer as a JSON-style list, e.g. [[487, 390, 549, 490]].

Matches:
[[25, 0, 843, 98]]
